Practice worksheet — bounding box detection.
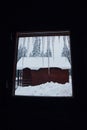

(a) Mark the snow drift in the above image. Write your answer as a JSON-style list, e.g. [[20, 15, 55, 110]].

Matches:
[[15, 76, 72, 97]]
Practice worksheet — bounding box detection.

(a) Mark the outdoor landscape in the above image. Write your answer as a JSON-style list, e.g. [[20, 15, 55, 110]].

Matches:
[[15, 35, 72, 97]]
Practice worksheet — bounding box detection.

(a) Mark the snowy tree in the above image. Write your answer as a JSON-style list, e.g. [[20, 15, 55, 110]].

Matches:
[[17, 45, 27, 61], [41, 37, 45, 57], [30, 37, 41, 57], [45, 37, 52, 57], [62, 37, 71, 64], [44, 48, 52, 57], [62, 36, 71, 75]]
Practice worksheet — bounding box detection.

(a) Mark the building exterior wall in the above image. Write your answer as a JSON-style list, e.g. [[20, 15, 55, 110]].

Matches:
[[22, 68, 69, 86]]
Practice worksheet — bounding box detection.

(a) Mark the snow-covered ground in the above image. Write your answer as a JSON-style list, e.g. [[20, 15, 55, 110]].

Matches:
[[15, 76, 72, 97]]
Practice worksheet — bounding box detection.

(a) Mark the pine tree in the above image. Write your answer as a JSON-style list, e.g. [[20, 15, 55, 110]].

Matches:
[[17, 45, 27, 61], [41, 37, 45, 57], [62, 37, 71, 64], [45, 37, 52, 57], [45, 48, 52, 57], [30, 37, 41, 57], [62, 36, 71, 75]]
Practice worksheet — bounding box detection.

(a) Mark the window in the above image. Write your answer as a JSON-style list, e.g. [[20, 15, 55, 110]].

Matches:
[[13, 31, 73, 97]]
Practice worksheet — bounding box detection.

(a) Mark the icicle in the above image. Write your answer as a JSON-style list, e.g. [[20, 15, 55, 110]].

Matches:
[[57, 36, 61, 58], [52, 36, 55, 61], [67, 36, 70, 49], [47, 36, 50, 75], [58, 36, 60, 42], [63, 36, 66, 45], [67, 36, 71, 63], [27, 37, 30, 57], [27, 37, 30, 49], [42, 37, 45, 66]]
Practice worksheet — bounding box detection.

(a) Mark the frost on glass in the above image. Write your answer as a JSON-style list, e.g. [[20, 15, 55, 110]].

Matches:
[[15, 35, 73, 97]]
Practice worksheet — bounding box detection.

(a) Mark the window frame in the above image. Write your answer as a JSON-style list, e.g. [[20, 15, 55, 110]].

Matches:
[[12, 31, 73, 98]]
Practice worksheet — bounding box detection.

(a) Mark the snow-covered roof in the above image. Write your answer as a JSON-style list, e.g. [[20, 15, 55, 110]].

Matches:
[[17, 57, 71, 70]]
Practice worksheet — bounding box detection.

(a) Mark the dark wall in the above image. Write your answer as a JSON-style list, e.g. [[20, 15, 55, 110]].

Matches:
[[1, 1, 87, 130], [22, 68, 69, 86]]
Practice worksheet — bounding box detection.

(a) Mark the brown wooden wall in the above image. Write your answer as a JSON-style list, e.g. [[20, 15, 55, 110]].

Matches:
[[22, 67, 69, 86]]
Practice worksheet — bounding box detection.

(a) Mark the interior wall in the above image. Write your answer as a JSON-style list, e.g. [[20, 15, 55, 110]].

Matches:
[[1, 2, 87, 129]]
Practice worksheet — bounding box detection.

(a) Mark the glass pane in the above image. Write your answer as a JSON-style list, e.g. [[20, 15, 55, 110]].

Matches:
[[15, 32, 73, 97]]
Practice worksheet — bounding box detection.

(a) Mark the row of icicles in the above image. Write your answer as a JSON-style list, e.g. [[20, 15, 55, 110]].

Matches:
[[19, 36, 70, 75]]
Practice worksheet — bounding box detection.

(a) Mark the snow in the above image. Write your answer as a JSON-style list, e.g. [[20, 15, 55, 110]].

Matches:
[[15, 35, 72, 97], [15, 76, 72, 97], [18, 36, 70, 56], [17, 57, 71, 70], [17, 36, 71, 70]]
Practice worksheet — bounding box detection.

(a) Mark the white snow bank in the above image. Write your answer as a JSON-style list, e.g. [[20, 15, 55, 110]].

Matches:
[[15, 77, 72, 97]]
